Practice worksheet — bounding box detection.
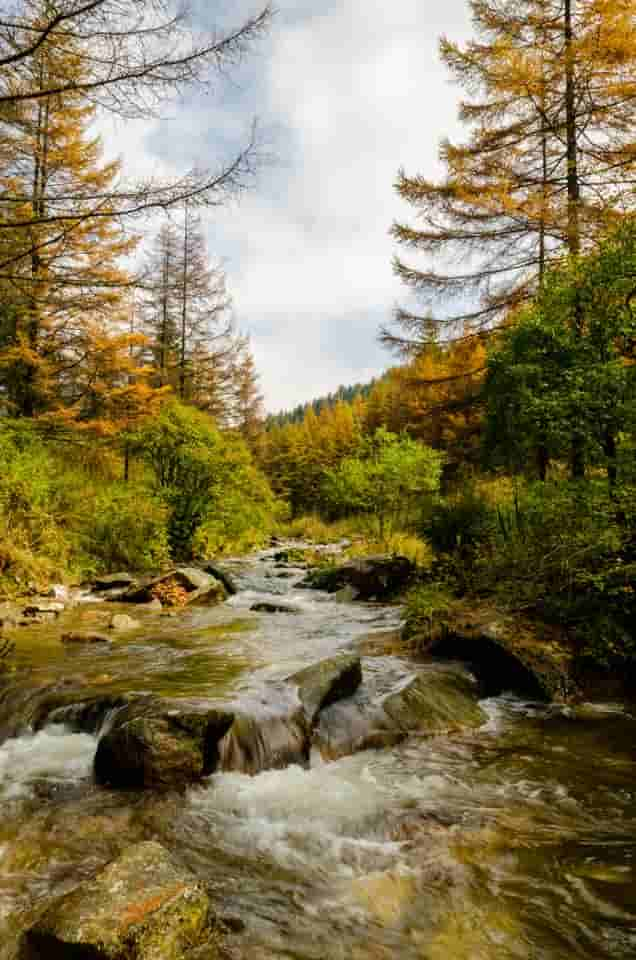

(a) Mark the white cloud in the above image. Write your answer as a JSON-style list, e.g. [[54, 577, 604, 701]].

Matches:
[[101, 0, 473, 411]]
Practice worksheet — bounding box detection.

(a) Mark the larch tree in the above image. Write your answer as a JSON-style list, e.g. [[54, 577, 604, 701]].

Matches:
[[0, 17, 154, 426], [0, 0, 272, 283], [384, 0, 636, 353], [232, 336, 264, 442]]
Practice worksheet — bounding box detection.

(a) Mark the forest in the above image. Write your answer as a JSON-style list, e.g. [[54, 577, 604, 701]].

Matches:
[[0, 0, 634, 675]]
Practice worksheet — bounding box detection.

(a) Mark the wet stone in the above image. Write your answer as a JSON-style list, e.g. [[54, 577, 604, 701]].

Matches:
[[61, 631, 111, 645], [202, 563, 239, 596], [219, 707, 311, 775], [93, 572, 137, 592], [109, 613, 141, 632], [250, 601, 299, 614], [381, 668, 486, 733], [20, 841, 214, 960], [94, 707, 235, 790], [288, 653, 362, 723]]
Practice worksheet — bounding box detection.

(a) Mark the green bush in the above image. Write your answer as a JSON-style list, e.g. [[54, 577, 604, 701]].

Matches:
[[423, 488, 496, 555], [83, 484, 170, 573]]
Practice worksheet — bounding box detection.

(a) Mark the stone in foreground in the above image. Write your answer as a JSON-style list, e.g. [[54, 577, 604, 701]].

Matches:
[[21, 841, 213, 960], [288, 653, 362, 723], [314, 667, 486, 761]]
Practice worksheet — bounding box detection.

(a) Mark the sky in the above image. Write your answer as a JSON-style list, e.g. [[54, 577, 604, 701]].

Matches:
[[104, 0, 473, 412]]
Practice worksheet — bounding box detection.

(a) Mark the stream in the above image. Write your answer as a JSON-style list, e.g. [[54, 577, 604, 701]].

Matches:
[[0, 546, 635, 959]]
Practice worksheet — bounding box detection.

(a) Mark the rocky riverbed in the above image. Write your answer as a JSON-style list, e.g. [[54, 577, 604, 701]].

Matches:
[[0, 543, 634, 959]]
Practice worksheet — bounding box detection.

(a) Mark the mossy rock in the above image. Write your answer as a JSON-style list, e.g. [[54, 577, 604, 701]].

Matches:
[[94, 707, 234, 790], [288, 653, 362, 723], [21, 841, 215, 959]]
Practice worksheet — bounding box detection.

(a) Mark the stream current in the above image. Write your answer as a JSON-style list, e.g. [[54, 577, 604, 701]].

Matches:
[[0, 547, 634, 959]]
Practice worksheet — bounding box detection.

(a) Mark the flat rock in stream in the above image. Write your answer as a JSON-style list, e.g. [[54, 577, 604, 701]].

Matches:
[[315, 668, 486, 761], [381, 669, 486, 732], [94, 707, 235, 789], [250, 601, 299, 614], [288, 653, 362, 723], [20, 841, 213, 960], [93, 572, 137, 592]]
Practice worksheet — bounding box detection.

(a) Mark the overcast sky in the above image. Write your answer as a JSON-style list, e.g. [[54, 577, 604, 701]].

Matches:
[[106, 1, 473, 412]]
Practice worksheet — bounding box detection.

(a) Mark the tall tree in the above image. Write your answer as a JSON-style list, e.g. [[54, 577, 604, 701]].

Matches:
[[233, 337, 264, 441], [0, 0, 271, 283], [0, 18, 148, 423], [384, 0, 636, 352]]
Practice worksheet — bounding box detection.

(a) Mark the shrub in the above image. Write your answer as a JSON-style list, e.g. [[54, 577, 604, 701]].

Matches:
[[83, 484, 170, 573], [423, 487, 497, 555]]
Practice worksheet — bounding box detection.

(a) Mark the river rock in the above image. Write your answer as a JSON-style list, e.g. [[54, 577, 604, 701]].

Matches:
[[381, 669, 486, 733], [61, 631, 111, 645], [250, 601, 299, 614], [118, 568, 226, 607], [94, 707, 235, 789], [22, 600, 65, 618], [186, 581, 227, 606], [109, 613, 141, 632], [299, 556, 415, 601], [288, 653, 362, 723], [93, 572, 137, 592], [315, 668, 486, 761], [414, 608, 569, 700], [219, 706, 310, 775], [20, 841, 213, 960], [202, 563, 239, 596]]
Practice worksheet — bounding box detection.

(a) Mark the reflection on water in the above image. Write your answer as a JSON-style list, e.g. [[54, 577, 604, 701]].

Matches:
[[0, 548, 634, 960]]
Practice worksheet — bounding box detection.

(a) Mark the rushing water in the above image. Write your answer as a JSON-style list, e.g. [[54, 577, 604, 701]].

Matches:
[[0, 548, 634, 959]]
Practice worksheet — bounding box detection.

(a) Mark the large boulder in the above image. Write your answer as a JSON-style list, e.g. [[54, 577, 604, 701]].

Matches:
[[94, 706, 234, 789], [381, 669, 486, 732], [417, 610, 566, 700], [117, 568, 226, 607], [20, 841, 214, 960], [299, 555, 415, 601], [288, 653, 362, 723], [202, 562, 239, 596], [61, 631, 111, 645], [314, 667, 486, 762], [93, 572, 137, 592]]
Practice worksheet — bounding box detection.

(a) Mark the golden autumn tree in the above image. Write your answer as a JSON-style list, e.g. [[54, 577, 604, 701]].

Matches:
[[0, 9, 160, 428], [384, 0, 636, 352]]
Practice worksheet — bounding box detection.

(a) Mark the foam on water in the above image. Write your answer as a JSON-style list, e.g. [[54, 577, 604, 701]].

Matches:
[[0, 725, 95, 799], [190, 752, 453, 877]]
